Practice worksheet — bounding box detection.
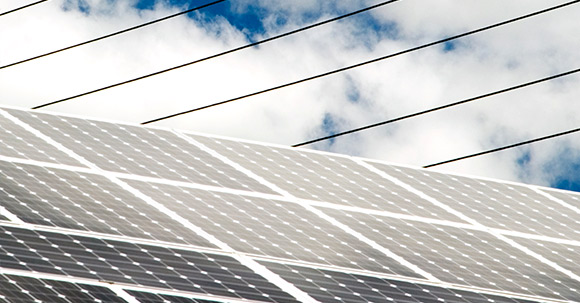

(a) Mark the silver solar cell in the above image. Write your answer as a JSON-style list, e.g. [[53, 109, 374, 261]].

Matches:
[[1, 106, 579, 303]]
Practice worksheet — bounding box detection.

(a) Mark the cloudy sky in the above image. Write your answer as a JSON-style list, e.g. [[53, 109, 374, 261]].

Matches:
[[1, 0, 579, 191]]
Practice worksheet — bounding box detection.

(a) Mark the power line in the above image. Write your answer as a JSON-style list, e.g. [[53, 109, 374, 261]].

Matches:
[[0, 0, 48, 17], [292, 67, 580, 147], [140, 0, 580, 125], [0, 0, 225, 70], [32, 0, 403, 110], [423, 126, 580, 168]]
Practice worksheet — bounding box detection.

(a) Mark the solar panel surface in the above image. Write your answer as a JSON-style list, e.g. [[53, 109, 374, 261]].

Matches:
[[0, 106, 578, 303]]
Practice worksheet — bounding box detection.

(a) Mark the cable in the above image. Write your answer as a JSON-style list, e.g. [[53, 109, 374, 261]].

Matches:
[[140, 0, 580, 125], [423, 126, 580, 168], [0, 0, 225, 70], [0, 0, 48, 17], [32, 0, 402, 110], [292, 67, 580, 147]]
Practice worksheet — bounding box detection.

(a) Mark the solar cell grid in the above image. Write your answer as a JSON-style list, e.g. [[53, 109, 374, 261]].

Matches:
[[0, 224, 300, 303], [2, 106, 580, 303], [371, 162, 580, 240], [261, 262, 543, 303], [126, 290, 221, 303], [319, 208, 580, 301], [509, 237, 580, 289], [0, 160, 215, 247], [0, 274, 125, 303], [190, 135, 463, 221], [5, 108, 275, 193], [0, 111, 84, 167], [536, 187, 580, 214], [124, 179, 423, 278]]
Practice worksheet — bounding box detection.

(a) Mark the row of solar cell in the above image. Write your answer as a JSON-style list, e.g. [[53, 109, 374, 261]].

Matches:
[[0, 160, 214, 247], [191, 135, 465, 222], [372, 162, 580, 240], [2, 151, 578, 300], [318, 207, 580, 301], [0, 224, 299, 303], [126, 290, 221, 303], [6, 107, 580, 243], [5, 108, 274, 194], [0, 274, 125, 303], [261, 262, 543, 303], [124, 179, 422, 278], [0, 274, 241, 303], [0, 111, 84, 167]]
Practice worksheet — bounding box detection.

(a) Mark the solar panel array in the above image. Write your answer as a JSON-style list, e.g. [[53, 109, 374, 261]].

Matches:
[[0, 105, 579, 303]]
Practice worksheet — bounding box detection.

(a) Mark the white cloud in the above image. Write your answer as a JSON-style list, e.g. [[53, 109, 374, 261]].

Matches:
[[1, 0, 580, 188]]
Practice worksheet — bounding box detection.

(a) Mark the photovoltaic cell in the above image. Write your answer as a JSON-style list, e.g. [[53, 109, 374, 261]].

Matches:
[[190, 135, 463, 221], [0, 274, 126, 303], [0, 111, 84, 167], [126, 290, 221, 303], [261, 262, 543, 303], [0, 160, 214, 247], [4, 109, 275, 194], [320, 208, 580, 301], [536, 187, 580, 217], [509, 236, 580, 291], [0, 224, 300, 303], [124, 179, 422, 278], [2, 106, 580, 303], [369, 162, 580, 240]]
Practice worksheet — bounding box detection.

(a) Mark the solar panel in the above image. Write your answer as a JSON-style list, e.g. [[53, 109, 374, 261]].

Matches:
[[0, 105, 579, 303], [0, 111, 84, 167], [0, 274, 126, 303], [373, 162, 580, 239], [190, 135, 463, 221]]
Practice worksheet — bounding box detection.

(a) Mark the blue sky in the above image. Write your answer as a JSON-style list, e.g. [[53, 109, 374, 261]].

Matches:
[[1, 0, 580, 192]]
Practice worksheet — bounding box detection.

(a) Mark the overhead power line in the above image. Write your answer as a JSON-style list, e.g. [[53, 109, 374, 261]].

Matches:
[[140, 0, 580, 125], [293, 67, 580, 147], [32, 0, 402, 110], [0, 0, 225, 70], [0, 0, 48, 17], [423, 126, 580, 168]]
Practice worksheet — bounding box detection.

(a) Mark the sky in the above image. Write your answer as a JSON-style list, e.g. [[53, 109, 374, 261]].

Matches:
[[1, 0, 580, 191]]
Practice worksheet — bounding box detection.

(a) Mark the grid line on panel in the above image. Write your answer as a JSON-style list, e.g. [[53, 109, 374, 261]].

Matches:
[[109, 179, 319, 302], [1, 268, 268, 303], [0, 109, 316, 302], [259, 261, 557, 303], [0, 160, 214, 247], [532, 187, 580, 216], [189, 134, 465, 221], [173, 131, 285, 198], [247, 255, 574, 303], [0, 220, 224, 257], [0, 224, 304, 302], [358, 159, 580, 291], [121, 180, 426, 278], [381, 165, 580, 240], [317, 208, 580, 300], [0, 109, 85, 167], [5, 108, 275, 193], [0, 273, 128, 303], [0, 109, 97, 170], [185, 134, 440, 282]]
